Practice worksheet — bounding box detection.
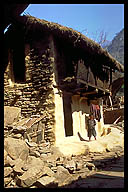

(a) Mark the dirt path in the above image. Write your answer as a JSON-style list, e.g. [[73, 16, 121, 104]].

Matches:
[[63, 155, 124, 188]]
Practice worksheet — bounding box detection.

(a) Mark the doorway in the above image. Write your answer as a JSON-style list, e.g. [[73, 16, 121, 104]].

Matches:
[[63, 92, 73, 136]]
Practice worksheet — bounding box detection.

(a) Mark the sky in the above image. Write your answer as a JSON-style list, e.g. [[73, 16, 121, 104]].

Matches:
[[22, 4, 124, 42]]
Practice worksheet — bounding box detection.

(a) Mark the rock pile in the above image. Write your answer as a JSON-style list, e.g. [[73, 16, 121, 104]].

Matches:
[[4, 137, 124, 188]]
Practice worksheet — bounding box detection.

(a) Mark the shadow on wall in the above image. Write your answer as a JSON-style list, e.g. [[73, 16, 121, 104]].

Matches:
[[71, 96, 90, 114]]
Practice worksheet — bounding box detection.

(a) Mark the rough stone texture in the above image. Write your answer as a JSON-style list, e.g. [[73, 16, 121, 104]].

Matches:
[[13, 158, 25, 175], [24, 156, 45, 170], [17, 165, 44, 187], [36, 176, 57, 188], [85, 162, 95, 170], [54, 165, 72, 186], [76, 161, 83, 170], [4, 36, 56, 144], [4, 125, 124, 188], [17, 163, 54, 188], [5, 155, 16, 167], [4, 177, 13, 187], [29, 150, 40, 158], [4, 137, 29, 160], [4, 149, 8, 166], [4, 167, 13, 177], [65, 160, 76, 173], [4, 106, 21, 126]]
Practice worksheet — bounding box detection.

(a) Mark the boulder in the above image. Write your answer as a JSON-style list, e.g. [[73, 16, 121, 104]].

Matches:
[[40, 153, 48, 160], [12, 133, 22, 139], [65, 160, 76, 173], [46, 154, 58, 163], [25, 156, 44, 170], [44, 166, 55, 177], [29, 150, 40, 158], [13, 158, 25, 175], [50, 146, 64, 157], [17, 165, 45, 187], [54, 165, 71, 179], [54, 166, 73, 186], [36, 176, 58, 188], [17, 163, 54, 187], [76, 161, 83, 170], [4, 137, 29, 160], [85, 162, 95, 170], [6, 155, 16, 167], [4, 106, 21, 126], [25, 140, 38, 147], [4, 177, 13, 187], [4, 167, 13, 177], [4, 149, 8, 166]]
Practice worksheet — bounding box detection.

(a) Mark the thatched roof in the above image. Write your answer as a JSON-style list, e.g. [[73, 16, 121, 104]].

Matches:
[[5, 15, 124, 73]]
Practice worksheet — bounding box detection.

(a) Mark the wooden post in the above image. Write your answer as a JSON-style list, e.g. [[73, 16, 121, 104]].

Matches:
[[110, 67, 112, 85], [109, 95, 113, 110]]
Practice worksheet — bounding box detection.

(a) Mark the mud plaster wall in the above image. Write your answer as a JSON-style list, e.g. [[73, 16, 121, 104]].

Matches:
[[53, 92, 104, 145], [51, 40, 105, 144], [53, 87, 65, 144], [4, 35, 56, 144], [72, 95, 90, 139], [72, 96, 104, 139]]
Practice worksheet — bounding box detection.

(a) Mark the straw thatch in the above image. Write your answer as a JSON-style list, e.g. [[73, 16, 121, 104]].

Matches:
[[6, 15, 124, 73]]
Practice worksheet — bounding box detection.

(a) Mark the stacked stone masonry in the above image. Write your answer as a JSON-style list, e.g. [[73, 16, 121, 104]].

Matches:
[[4, 36, 56, 144]]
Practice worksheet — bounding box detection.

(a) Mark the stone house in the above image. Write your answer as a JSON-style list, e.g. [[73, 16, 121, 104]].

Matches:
[[4, 15, 124, 145]]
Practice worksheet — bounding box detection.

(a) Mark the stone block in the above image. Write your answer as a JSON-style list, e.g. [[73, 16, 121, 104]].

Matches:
[[4, 149, 8, 165], [4, 137, 29, 160], [4, 177, 13, 187], [54, 165, 71, 185], [36, 176, 58, 188], [40, 153, 48, 160], [76, 161, 83, 170], [4, 167, 13, 177], [17, 161, 54, 187], [4, 106, 21, 126], [12, 133, 22, 139], [65, 160, 76, 172], [6, 155, 15, 167], [24, 156, 44, 170], [13, 158, 25, 175], [17, 166, 44, 187], [85, 162, 95, 170], [29, 151, 40, 158]]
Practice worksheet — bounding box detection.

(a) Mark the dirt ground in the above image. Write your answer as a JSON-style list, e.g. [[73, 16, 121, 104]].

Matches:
[[62, 155, 124, 188]]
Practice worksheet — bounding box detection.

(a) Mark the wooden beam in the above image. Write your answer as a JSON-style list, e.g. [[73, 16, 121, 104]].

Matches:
[[82, 90, 98, 96], [77, 78, 110, 93]]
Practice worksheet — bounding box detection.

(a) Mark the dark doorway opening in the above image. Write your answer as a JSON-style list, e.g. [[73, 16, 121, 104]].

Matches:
[[12, 29, 26, 83], [63, 92, 73, 136]]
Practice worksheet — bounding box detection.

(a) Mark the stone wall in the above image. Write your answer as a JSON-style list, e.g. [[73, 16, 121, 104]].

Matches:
[[4, 35, 56, 144]]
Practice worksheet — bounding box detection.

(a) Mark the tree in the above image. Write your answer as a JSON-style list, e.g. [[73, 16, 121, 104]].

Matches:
[[81, 29, 109, 46]]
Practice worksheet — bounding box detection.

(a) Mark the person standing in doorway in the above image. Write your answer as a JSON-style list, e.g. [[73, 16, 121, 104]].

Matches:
[[87, 113, 97, 141]]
